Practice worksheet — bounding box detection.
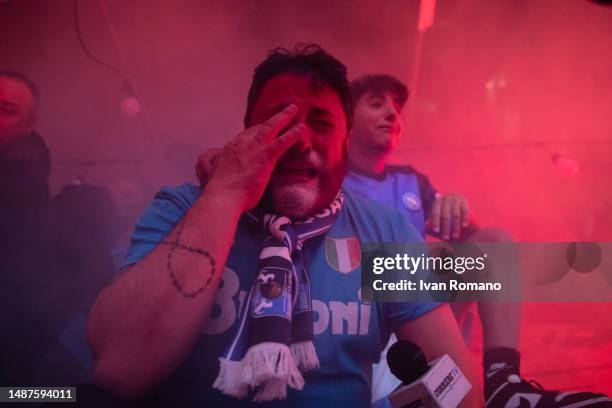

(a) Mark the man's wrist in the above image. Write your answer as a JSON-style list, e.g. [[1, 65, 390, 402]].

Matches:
[[199, 184, 245, 218]]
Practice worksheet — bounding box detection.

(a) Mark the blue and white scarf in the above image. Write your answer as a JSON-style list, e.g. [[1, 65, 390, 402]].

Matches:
[[213, 191, 344, 401]]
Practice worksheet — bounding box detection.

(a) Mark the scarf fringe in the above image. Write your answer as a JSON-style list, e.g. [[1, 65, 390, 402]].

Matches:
[[213, 358, 249, 398], [241, 342, 304, 390], [214, 343, 306, 402], [291, 341, 320, 371], [253, 378, 287, 402]]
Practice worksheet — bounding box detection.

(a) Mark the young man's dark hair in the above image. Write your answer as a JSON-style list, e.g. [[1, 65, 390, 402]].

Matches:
[[244, 43, 353, 131], [0, 70, 40, 116], [350, 74, 409, 110]]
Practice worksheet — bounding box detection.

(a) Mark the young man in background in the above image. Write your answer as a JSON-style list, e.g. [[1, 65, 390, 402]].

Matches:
[[345, 74, 611, 408]]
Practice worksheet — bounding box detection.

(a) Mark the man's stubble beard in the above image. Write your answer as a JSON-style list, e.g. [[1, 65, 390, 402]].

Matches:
[[270, 182, 321, 219], [262, 161, 347, 220]]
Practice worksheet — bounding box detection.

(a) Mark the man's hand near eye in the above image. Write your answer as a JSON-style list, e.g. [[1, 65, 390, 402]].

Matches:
[[200, 103, 305, 213]]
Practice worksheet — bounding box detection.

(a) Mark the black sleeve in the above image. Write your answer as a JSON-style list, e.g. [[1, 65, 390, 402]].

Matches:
[[414, 171, 438, 221]]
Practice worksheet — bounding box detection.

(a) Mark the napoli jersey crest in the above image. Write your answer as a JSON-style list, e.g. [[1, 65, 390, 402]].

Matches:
[[402, 192, 421, 211]]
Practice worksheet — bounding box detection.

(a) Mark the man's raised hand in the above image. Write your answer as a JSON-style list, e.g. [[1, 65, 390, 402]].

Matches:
[[203, 104, 303, 213]]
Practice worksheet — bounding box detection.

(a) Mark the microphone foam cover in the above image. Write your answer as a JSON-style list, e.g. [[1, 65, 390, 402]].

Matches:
[[387, 340, 430, 384]]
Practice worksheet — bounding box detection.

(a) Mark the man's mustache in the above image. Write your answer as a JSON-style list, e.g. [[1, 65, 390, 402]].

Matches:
[[276, 151, 324, 173]]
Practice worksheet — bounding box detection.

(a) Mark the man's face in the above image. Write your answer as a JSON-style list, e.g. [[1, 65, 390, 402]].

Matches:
[[249, 73, 349, 219], [351, 91, 404, 153], [0, 77, 36, 147]]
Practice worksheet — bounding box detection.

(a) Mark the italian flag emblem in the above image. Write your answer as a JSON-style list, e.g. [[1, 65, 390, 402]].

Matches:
[[325, 237, 361, 274]]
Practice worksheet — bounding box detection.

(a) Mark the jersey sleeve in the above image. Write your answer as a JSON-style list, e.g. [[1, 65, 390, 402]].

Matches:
[[382, 211, 443, 332], [118, 185, 197, 271]]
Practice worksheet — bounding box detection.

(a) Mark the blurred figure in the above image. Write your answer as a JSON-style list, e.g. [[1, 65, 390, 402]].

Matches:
[[0, 71, 120, 387], [0, 70, 49, 237], [0, 71, 54, 385]]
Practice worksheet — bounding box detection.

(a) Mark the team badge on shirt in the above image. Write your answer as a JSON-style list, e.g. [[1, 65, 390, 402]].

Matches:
[[402, 192, 421, 211], [325, 237, 361, 274]]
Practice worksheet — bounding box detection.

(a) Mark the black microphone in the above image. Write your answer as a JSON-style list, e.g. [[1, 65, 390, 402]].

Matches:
[[386, 340, 471, 408], [387, 340, 430, 384]]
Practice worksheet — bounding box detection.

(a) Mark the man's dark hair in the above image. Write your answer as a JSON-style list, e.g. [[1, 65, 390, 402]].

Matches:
[[350, 74, 409, 110], [244, 44, 353, 131], [0, 70, 40, 116]]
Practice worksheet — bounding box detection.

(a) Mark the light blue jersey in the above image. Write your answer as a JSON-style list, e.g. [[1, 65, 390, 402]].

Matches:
[[120, 184, 440, 407], [343, 165, 440, 407], [343, 165, 438, 238]]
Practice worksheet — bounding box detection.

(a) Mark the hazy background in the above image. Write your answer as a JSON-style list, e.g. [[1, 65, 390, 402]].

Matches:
[[2, 0, 611, 242], [2, 0, 611, 393]]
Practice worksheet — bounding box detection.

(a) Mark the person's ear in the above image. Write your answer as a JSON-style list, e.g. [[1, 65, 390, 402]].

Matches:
[[344, 129, 352, 154]]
